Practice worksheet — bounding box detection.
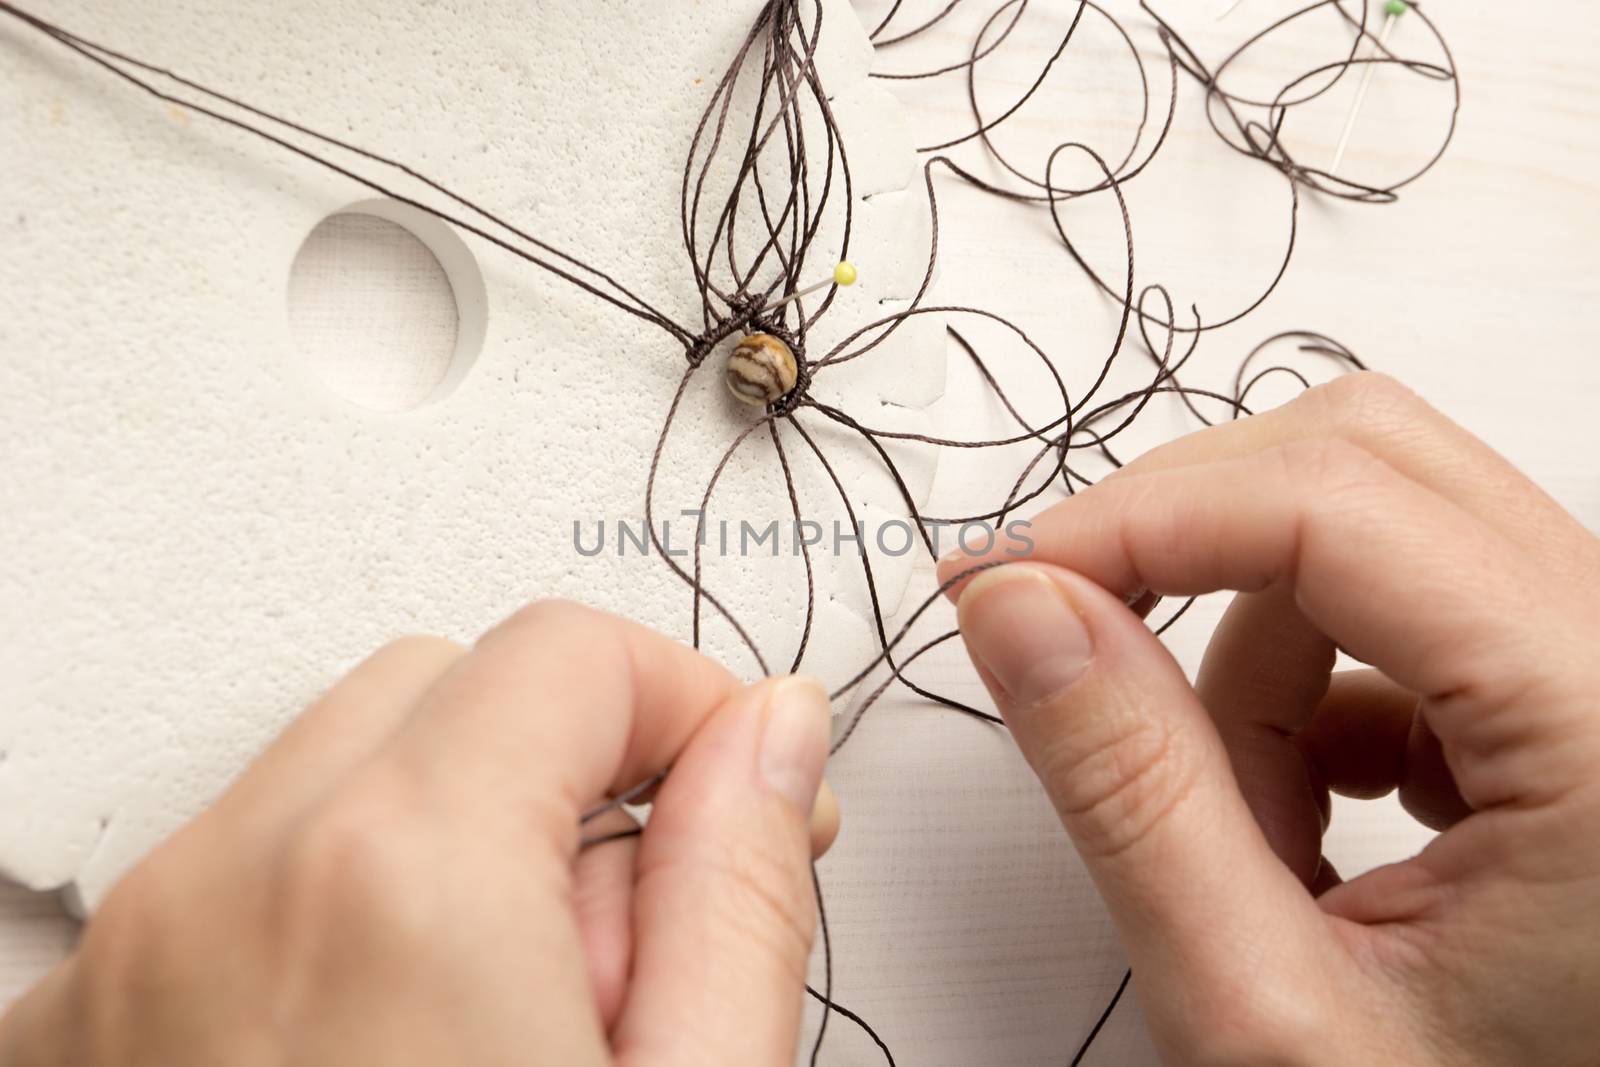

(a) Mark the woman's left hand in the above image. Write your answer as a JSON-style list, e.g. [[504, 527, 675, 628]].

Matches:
[[0, 601, 838, 1067]]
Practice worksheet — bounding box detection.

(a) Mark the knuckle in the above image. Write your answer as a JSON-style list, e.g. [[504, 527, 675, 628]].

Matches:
[[480, 600, 620, 664], [1304, 371, 1435, 446], [367, 633, 464, 668], [1038, 713, 1194, 860], [1272, 436, 1389, 502], [82, 865, 181, 984], [1306, 370, 1422, 426], [282, 782, 434, 940], [70, 874, 174, 1042], [1119, 473, 1184, 563], [493, 598, 593, 641]]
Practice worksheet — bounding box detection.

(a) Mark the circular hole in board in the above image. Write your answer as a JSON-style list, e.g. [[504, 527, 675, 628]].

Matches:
[[287, 199, 487, 412]]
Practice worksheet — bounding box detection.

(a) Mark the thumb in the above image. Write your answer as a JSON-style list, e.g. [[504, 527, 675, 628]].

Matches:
[[955, 565, 1330, 1035], [612, 676, 830, 1067]]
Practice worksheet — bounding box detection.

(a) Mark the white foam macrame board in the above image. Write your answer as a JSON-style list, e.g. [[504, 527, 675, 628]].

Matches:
[[0, 0, 943, 910]]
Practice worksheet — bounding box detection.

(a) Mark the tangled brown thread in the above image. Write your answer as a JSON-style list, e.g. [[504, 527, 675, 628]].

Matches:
[[0, 1, 1460, 1060]]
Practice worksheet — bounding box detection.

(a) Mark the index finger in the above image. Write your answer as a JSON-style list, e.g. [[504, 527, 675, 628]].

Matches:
[[1117, 373, 1592, 573], [941, 438, 1599, 812], [381, 600, 740, 852]]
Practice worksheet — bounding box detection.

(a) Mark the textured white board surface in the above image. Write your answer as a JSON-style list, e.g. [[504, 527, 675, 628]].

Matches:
[[0, 0, 943, 909]]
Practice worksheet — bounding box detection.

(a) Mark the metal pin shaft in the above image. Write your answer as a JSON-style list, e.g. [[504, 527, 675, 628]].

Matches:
[[1330, 10, 1398, 176], [766, 276, 835, 312]]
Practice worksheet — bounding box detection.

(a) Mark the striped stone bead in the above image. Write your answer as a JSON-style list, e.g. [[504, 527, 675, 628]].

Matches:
[[725, 333, 798, 406]]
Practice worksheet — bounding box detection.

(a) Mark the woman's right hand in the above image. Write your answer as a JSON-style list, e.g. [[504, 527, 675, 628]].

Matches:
[[942, 373, 1600, 1065]]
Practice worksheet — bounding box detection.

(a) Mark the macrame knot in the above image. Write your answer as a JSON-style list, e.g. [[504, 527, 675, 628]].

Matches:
[[685, 336, 713, 368], [770, 357, 811, 416]]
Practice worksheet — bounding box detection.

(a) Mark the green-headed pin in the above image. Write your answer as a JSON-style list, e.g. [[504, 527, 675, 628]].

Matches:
[[1331, 2, 1407, 174]]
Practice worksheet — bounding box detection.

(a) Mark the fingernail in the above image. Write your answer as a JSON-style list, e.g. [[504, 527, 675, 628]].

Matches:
[[760, 676, 832, 810], [959, 568, 1091, 706]]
